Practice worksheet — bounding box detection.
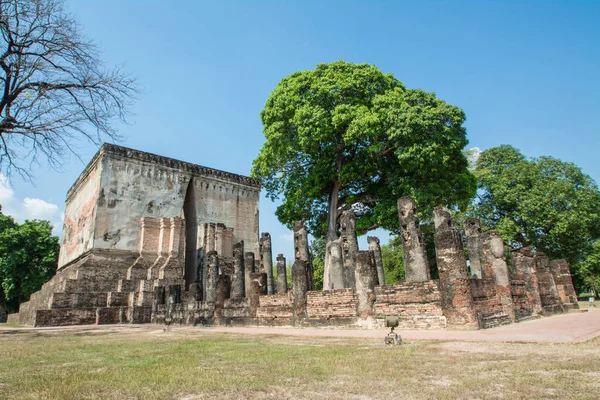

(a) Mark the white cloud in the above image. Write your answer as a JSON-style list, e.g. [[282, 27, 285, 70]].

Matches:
[[0, 173, 63, 236], [281, 232, 293, 242], [23, 198, 60, 220]]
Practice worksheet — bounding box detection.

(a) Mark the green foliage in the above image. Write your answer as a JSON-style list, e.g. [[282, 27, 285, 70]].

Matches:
[[0, 210, 59, 313], [473, 145, 600, 266], [310, 237, 326, 290], [252, 60, 476, 238], [381, 229, 438, 284], [380, 236, 404, 283], [579, 241, 600, 298], [421, 223, 439, 279]]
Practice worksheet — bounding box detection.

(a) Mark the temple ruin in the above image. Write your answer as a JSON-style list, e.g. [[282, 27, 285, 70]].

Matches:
[[8, 144, 579, 329]]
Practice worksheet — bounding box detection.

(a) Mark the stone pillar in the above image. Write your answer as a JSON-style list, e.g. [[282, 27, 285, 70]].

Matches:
[[294, 221, 314, 290], [397, 196, 431, 282], [292, 260, 308, 321], [326, 239, 345, 289], [231, 241, 245, 299], [259, 232, 275, 294], [166, 284, 181, 321], [205, 223, 216, 252], [433, 208, 479, 329], [354, 251, 377, 318], [367, 236, 385, 285], [340, 210, 359, 288], [483, 232, 515, 322], [535, 253, 563, 313], [159, 217, 185, 281], [512, 247, 543, 315], [129, 217, 161, 280], [205, 251, 219, 303], [214, 275, 231, 319], [549, 259, 579, 308], [256, 272, 268, 295], [276, 254, 288, 294], [244, 252, 255, 298], [464, 218, 486, 279], [215, 224, 234, 258], [247, 272, 264, 318], [147, 218, 172, 280]]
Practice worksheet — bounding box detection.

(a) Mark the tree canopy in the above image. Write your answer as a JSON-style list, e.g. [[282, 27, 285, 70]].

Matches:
[[472, 145, 600, 265], [0, 0, 137, 178], [0, 207, 59, 314], [252, 61, 476, 241], [580, 240, 600, 298]]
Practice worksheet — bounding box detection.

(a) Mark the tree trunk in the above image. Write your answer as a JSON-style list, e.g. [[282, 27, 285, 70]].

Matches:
[[323, 181, 340, 289]]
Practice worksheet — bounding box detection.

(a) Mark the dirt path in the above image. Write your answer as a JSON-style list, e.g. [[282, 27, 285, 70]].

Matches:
[[2, 308, 599, 343]]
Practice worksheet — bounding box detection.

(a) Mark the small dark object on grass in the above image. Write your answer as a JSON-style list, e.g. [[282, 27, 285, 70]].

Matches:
[[164, 317, 173, 332], [384, 316, 402, 345]]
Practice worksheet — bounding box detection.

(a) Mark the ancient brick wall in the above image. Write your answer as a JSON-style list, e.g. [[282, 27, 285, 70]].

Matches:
[[535, 254, 564, 314], [510, 277, 537, 320], [374, 281, 446, 329], [470, 279, 512, 328], [306, 289, 357, 318], [549, 259, 579, 309], [256, 294, 294, 324]]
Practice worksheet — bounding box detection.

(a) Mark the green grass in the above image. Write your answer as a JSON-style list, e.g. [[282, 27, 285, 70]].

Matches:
[[1, 327, 599, 399], [0, 322, 23, 328]]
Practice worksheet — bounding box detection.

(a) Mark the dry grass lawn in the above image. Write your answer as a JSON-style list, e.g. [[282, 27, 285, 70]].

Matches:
[[1, 325, 599, 399]]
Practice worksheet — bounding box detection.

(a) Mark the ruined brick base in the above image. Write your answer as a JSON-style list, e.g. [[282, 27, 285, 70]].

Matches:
[[7, 249, 181, 327]]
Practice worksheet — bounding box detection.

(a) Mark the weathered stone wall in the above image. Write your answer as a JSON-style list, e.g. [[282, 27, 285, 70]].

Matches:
[[510, 279, 538, 321], [470, 279, 512, 329], [93, 145, 260, 257], [59, 155, 102, 267], [535, 253, 564, 314], [306, 289, 357, 319], [59, 144, 260, 271], [10, 144, 261, 327], [256, 293, 294, 324], [511, 247, 543, 318], [374, 281, 446, 329], [549, 259, 579, 309]]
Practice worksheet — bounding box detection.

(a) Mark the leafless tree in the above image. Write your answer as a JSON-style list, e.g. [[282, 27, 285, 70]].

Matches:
[[0, 0, 137, 178]]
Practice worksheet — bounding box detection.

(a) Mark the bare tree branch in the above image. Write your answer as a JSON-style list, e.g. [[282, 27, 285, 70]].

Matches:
[[0, 0, 138, 179]]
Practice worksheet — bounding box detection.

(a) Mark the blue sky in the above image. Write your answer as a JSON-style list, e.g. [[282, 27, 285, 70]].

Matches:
[[1, 0, 598, 260]]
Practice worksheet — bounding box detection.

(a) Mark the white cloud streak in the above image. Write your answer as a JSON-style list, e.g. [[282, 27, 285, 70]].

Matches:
[[0, 173, 63, 236]]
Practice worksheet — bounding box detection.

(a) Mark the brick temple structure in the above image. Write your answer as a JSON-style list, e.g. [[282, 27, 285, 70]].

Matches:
[[8, 145, 579, 329]]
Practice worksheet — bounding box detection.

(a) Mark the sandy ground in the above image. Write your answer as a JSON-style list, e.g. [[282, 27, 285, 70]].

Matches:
[[2, 307, 598, 343]]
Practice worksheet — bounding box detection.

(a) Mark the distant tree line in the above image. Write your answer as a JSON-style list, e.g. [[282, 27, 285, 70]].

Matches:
[[0, 206, 59, 321]]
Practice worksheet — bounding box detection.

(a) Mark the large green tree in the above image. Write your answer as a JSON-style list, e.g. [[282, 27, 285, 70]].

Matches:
[[473, 145, 600, 267], [380, 235, 404, 284], [580, 240, 600, 298], [0, 208, 59, 315], [252, 61, 476, 242]]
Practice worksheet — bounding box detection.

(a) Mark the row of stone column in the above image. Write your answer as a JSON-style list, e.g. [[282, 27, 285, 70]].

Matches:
[[432, 208, 519, 328], [323, 211, 386, 290]]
